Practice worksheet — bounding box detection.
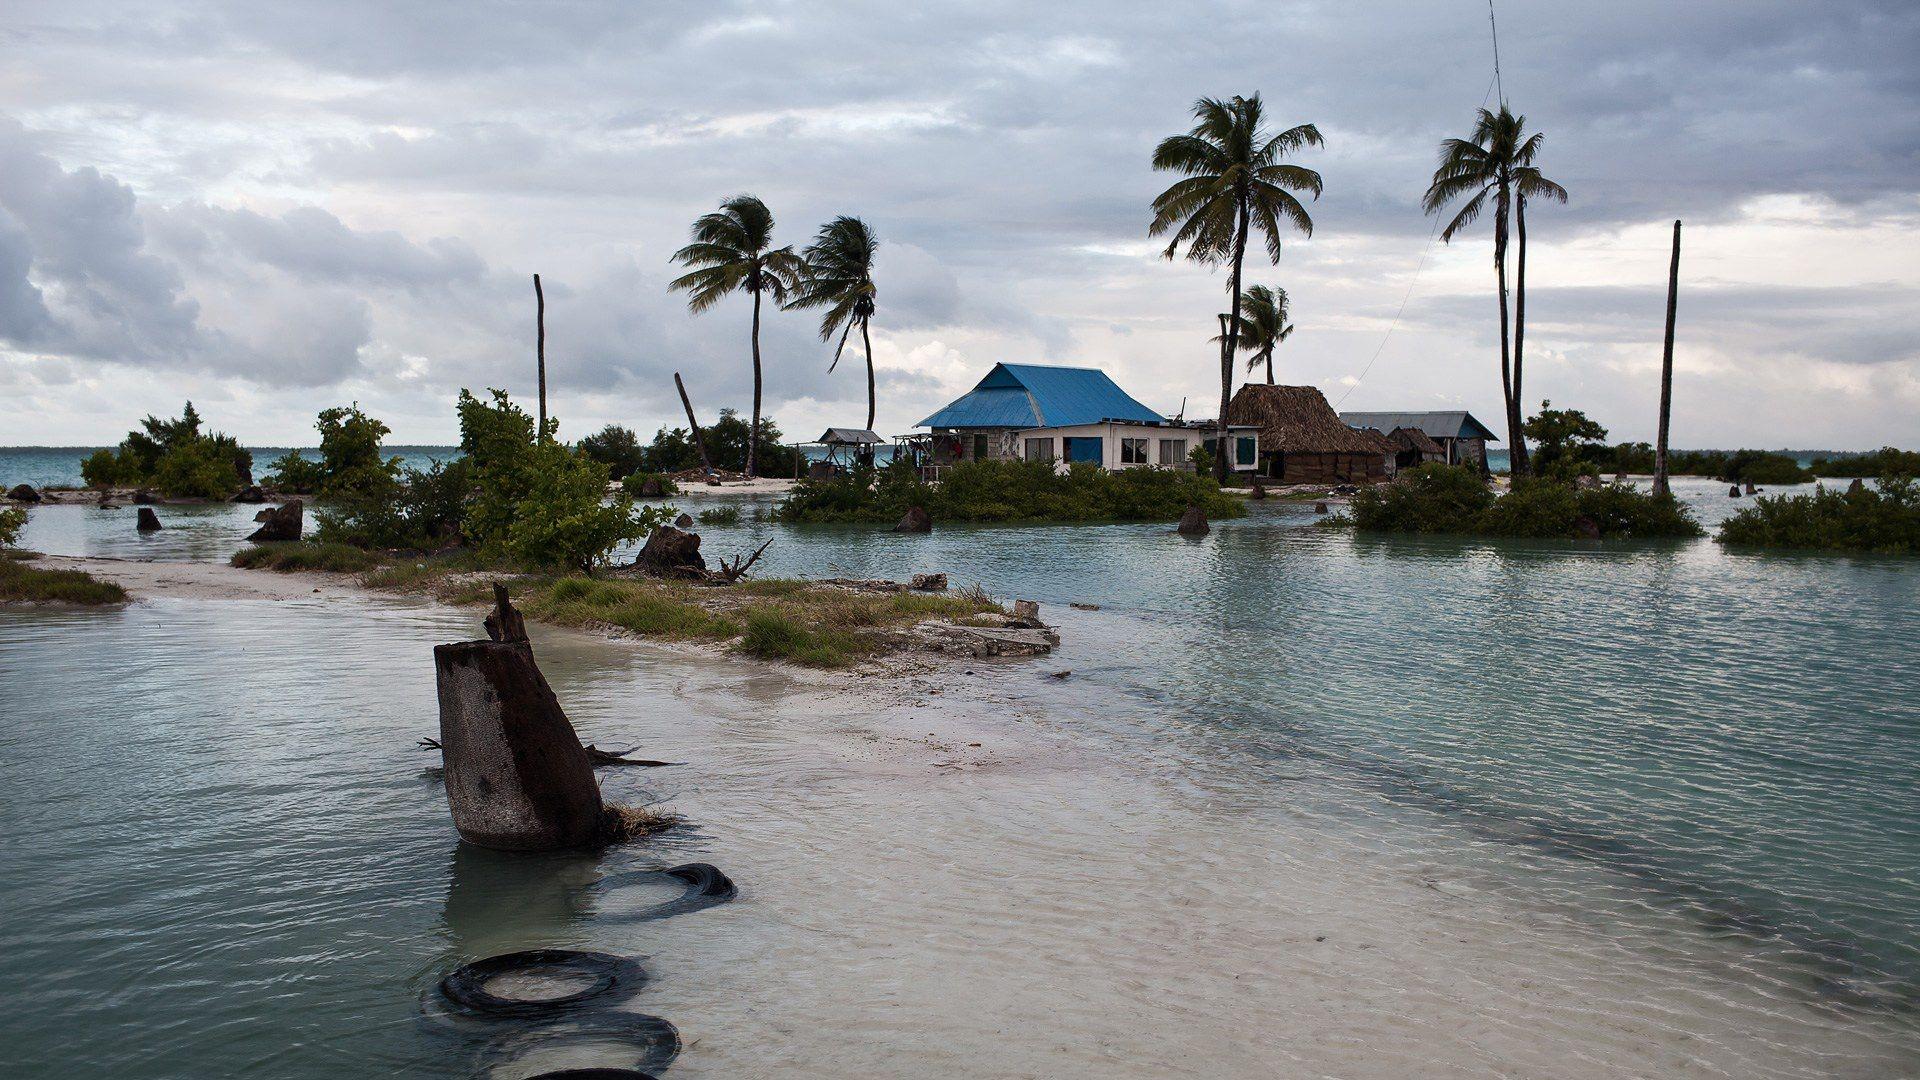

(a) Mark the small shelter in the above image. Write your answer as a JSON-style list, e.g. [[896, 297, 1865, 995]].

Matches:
[[915, 363, 1165, 471], [1228, 384, 1393, 484], [1338, 411, 1498, 470], [1385, 426, 1445, 472], [806, 427, 882, 478]]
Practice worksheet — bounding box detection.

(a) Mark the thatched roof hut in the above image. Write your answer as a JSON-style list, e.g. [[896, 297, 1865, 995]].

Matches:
[[1227, 385, 1392, 483]]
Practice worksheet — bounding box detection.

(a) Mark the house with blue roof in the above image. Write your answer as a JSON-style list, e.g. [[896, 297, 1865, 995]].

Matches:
[[910, 363, 1259, 474]]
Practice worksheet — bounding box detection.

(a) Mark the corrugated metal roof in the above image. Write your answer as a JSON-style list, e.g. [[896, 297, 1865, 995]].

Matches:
[[817, 427, 882, 444], [916, 363, 1165, 429], [1337, 410, 1500, 442]]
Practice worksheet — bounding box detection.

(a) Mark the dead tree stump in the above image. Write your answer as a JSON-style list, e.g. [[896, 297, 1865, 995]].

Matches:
[[136, 507, 162, 531], [1177, 505, 1210, 536], [433, 587, 603, 851]]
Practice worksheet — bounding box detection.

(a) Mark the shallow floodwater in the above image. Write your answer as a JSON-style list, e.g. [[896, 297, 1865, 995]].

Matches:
[[3, 479, 1919, 1077]]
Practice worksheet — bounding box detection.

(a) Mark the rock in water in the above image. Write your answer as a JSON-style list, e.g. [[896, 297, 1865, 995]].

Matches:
[[910, 573, 948, 591], [433, 591, 603, 851], [636, 525, 705, 575], [1729, 485, 1742, 498], [674, 512, 694, 529], [1313, 502, 1330, 514], [1744, 482, 1758, 495], [232, 485, 267, 504], [246, 500, 303, 542], [1011, 600, 1042, 625], [136, 507, 162, 531], [6, 483, 40, 502], [894, 506, 933, 533], [636, 476, 665, 497], [1250, 482, 1267, 500], [1177, 505, 1209, 536]]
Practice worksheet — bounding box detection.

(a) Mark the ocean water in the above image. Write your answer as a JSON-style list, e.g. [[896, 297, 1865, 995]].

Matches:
[[0, 446, 460, 490], [2, 479, 1917, 1076]]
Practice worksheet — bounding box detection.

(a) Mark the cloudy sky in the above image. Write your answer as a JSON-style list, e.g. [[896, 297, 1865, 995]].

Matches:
[[3, 0, 1917, 450]]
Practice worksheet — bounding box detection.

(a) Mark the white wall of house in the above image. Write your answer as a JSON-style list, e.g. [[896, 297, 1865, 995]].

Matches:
[[1013, 422, 1211, 471]]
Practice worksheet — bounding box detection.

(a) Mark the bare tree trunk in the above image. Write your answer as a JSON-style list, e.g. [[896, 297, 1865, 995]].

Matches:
[[748, 287, 763, 478], [1218, 197, 1250, 483], [675, 371, 713, 471], [861, 318, 876, 432], [1265, 349, 1275, 385], [1654, 219, 1682, 497], [1513, 195, 1528, 461], [1495, 182, 1523, 477], [533, 274, 547, 441]]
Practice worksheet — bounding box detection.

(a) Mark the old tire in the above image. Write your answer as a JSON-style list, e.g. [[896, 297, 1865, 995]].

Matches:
[[440, 949, 643, 1018], [595, 862, 737, 922], [483, 1015, 680, 1077]]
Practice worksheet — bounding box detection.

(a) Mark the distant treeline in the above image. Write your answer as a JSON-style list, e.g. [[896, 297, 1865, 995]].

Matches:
[[1566, 444, 1919, 485]]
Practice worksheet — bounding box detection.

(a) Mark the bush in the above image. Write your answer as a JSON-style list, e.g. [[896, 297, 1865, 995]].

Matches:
[[775, 458, 1245, 525], [621, 471, 681, 497], [314, 458, 471, 550], [1718, 449, 1812, 485], [264, 451, 326, 494], [80, 448, 137, 488], [638, 409, 799, 476], [83, 402, 251, 496], [1718, 475, 1920, 553], [697, 505, 741, 526], [578, 425, 646, 480], [153, 436, 246, 499], [1809, 447, 1920, 479], [1345, 464, 1702, 539], [0, 506, 25, 547]]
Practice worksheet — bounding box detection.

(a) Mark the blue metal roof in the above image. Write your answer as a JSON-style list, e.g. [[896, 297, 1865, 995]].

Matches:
[[916, 363, 1166, 429], [1337, 410, 1500, 442]]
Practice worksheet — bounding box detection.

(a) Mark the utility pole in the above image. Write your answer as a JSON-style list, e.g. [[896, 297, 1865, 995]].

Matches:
[[1654, 220, 1681, 497], [533, 274, 548, 440]]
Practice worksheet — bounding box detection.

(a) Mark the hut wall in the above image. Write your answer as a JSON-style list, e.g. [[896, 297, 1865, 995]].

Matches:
[[1277, 452, 1388, 484]]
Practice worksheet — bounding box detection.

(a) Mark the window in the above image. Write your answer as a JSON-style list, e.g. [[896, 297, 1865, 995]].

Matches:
[[1158, 438, 1187, 465], [971, 434, 990, 460], [1235, 436, 1258, 466], [1023, 437, 1055, 462], [1121, 437, 1149, 465]]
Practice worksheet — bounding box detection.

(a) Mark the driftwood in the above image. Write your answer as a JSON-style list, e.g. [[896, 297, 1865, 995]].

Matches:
[[433, 586, 602, 850], [421, 736, 677, 769], [712, 538, 772, 583]]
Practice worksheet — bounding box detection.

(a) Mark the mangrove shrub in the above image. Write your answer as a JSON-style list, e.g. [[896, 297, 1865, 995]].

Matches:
[[776, 459, 1246, 525], [1718, 476, 1920, 554], [81, 402, 252, 498], [1346, 463, 1702, 539], [266, 404, 399, 497]]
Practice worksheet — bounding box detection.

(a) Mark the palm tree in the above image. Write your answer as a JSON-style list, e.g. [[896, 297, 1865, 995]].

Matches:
[[788, 216, 880, 431], [1150, 94, 1322, 481], [669, 194, 804, 477], [1217, 284, 1293, 384], [1511, 161, 1567, 457], [1422, 104, 1549, 475]]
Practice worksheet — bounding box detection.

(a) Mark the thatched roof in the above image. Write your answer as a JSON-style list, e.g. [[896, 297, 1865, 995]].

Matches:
[[1387, 426, 1443, 455], [1228, 384, 1394, 455]]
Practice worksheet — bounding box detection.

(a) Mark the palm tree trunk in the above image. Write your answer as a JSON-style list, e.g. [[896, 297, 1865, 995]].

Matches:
[[1494, 184, 1521, 478], [1513, 195, 1529, 475], [748, 287, 763, 478], [861, 318, 876, 432], [1264, 348, 1275, 385], [1654, 220, 1681, 497], [1218, 197, 1250, 483]]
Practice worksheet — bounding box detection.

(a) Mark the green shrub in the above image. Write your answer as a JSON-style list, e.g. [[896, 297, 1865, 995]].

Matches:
[[736, 607, 850, 667], [697, 505, 742, 526], [1719, 450, 1812, 485], [1345, 464, 1702, 539], [578, 425, 646, 480], [153, 437, 244, 499], [82, 402, 251, 496], [638, 409, 798, 476], [80, 448, 137, 488], [1809, 447, 1920, 479], [315, 458, 471, 550], [231, 542, 381, 572], [1718, 476, 1920, 553], [621, 471, 681, 497], [776, 458, 1244, 525], [264, 451, 327, 494], [0, 506, 25, 547], [0, 558, 126, 604]]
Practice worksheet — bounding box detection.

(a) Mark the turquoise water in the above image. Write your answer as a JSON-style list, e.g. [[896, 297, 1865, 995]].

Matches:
[[2, 478, 1917, 1075], [0, 446, 460, 490]]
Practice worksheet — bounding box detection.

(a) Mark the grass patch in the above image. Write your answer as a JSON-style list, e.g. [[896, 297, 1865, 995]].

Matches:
[[231, 541, 381, 572], [696, 505, 742, 526], [523, 576, 742, 641], [0, 558, 127, 605], [737, 607, 851, 667]]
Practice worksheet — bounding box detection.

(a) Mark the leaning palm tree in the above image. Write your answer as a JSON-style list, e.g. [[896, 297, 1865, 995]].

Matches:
[[1511, 160, 1567, 445], [669, 194, 804, 477], [1219, 284, 1293, 385], [788, 216, 881, 430], [1422, 104, 1544, 475], [1150, 94, 1322, 481]]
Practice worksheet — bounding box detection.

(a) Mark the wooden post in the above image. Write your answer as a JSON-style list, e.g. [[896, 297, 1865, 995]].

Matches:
[[674, 371, 713, 471], [433, 587, 602, 850], [1653, 220, 1681, 497], [534, 274, 548, 441]]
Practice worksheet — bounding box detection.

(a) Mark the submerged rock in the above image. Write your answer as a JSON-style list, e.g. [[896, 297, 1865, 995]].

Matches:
[[894, 505, 933, 533], [1729, 485, 1742, 498], [1177, 505, 1209, 536], [136, 507, 162, 531], [636, 525, 705, 575], [232, 485, 267, 504], [6, 483, 40, 502], [1313, 502, 1330, 514], [674, 512, 694, 529], [246, 500, 303, 542]]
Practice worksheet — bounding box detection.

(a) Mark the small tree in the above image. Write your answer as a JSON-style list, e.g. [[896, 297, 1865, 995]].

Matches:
[[1522, 400, 1608, 478], [578, 425, 647, 480]]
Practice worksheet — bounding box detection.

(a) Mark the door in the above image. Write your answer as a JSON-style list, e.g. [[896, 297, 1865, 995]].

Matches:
[[1064, 437, 1103, 464]]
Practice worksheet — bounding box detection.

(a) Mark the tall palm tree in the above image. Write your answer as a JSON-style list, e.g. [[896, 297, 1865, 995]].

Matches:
[[788, 216, 880, 431], [1150, 94, 1322, 481], [1511, 160, 1567, 456], [1422, 104, 1545, 475], [669, 194, 804, 477], [1217, 284, 1293, 384]]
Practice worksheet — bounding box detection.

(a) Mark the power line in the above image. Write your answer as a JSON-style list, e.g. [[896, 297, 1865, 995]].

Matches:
[[1488, 0, 1506, 106]]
